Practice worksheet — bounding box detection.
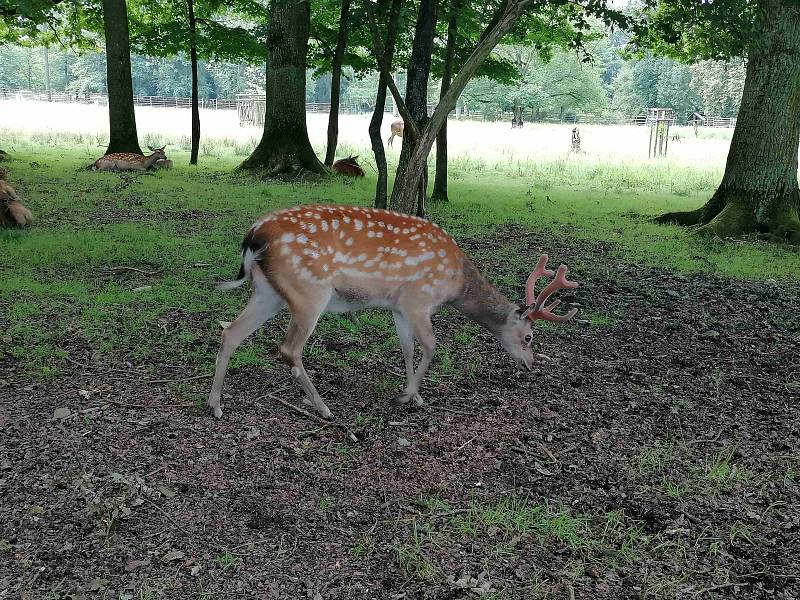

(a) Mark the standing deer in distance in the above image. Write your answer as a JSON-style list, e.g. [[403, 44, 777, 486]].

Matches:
[[91, 145, 167, 172], [209, 204, 579, 419], [387, 120, 404, 147]]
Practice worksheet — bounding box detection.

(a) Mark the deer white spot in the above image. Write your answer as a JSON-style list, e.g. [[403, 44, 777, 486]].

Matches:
[[343, 216, 351, 224], [290, 217, 298, 223], [304, 212, 313, 217], [313, 213, 321, 220], [356, 253, 367, 262], [404, 251, 435, 266], [332, 219, 339, 230], [322, 264, 329, 272], [345, 237, 354, 246], [410, 227, 417, 233], [327, 246, 334, 254], [334, 251, 350, 263], [438, 249, 447, 257], [379, 261, 388, 269], [290, 255, 301, 266], [321, 221, 329, 231], [418, 242, 426, 247], [364, 260, 375, 267], [296, 234, 308, 245], [354, 219, 363, 231], [437, 263, 445, 272], [339, 231, 346, 239], [421, 284, 434, 294], [307, 224, 317, 233], [378, 221, 386, 228], [367, 221, 375, 228], [409, 234, 421, 240], [280, 245, 290, 256], [367, 230, 375, 238], [281, 232, 296, 243]]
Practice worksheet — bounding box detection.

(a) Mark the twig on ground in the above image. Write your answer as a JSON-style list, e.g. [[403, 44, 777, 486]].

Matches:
[[262, 391, 359, 443], [141, 496, 192, 537], [452, 435, 477, 454], [147, 373, 213, 384], [103, 266, 164, 276]]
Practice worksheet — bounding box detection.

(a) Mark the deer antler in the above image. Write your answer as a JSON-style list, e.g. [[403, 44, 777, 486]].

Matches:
[[521, 254, 579, 323]]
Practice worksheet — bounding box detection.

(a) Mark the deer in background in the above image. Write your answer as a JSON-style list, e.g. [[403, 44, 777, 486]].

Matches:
[[331, 156, 365, 177], [0, 169, 33, 227], [92, 145, 167, 172], [387, 120, 404, 147], [209, 205, 578, 419]]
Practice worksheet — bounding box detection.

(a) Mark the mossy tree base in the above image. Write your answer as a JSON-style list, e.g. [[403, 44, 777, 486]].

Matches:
[[656, 189, 800, 244]]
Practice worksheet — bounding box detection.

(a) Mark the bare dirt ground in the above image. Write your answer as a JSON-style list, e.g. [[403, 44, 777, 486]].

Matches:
[[2, 228, 798, 599]]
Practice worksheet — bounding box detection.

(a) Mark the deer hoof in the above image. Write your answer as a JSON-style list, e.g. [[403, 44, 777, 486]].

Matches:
[[209, 404, 223, 419], [392, 391, 419, 406]]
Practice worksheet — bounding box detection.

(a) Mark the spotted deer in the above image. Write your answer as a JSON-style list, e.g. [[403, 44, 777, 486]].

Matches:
[[209, 205, 578, 419], [0, 169, 33, 227], [387, 120, 404, 147], [92, 145, 167, 171]]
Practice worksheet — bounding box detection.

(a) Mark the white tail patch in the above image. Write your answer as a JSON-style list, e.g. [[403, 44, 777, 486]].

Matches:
[[216, 247, 262, 291]]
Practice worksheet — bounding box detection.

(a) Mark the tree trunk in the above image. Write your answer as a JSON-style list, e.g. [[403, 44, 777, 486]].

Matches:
[[387, 0, 534, 213], [368, 0, 402, 209], [102, 0, 142, 155], [656, 0, 800, 243], [389, 0, 438, 214], [240, 0, 324, 176], [324, 0, 351, 166], [431, 4, 458, 202], [188, 0, 200, 165]]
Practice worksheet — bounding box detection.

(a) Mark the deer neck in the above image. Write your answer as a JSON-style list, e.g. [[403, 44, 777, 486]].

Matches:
[[451, 258, 517, 335], [142, 153, 160, 168]]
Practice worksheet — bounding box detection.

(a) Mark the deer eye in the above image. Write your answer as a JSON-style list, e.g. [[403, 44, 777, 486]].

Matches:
[[524, 334, 532, 345]]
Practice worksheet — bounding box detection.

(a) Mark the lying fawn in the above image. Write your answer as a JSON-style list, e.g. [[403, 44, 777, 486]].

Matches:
[[331, 155, 365, 177], [209, 205, 578, 419], [0, 169, 33, 227], [92, 145, 167, 171]]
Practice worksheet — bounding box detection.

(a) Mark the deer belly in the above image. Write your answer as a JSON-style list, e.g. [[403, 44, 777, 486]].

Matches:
[[327, 288, 392, 313]]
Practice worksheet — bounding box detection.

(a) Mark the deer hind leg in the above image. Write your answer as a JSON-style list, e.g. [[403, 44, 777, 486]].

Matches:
[[387, 133, 394, 147], [208, 268, 285, 418], [279, 294, 332, 419], [393, 310, 435, 406], [392, 311, 423, 406]]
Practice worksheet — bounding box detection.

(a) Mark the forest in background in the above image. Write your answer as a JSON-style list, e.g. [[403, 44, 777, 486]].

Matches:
[[0, 30, 745, 120]]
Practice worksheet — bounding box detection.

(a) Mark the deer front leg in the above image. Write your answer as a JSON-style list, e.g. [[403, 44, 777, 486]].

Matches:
[[393, 310, 435, 406], [279, 299, 332, 419]]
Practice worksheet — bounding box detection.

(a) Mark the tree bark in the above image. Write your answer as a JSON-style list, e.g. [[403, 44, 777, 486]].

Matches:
[[240, 0, 325, 176], [656, 0, 800, 243], [386, 0, 534, 213], [389, 0, 438, 215], [102, 0, 142, 155], [368, 0, 402, 209], [431, 3, 458, 202], [188, 0, 200, 165], [324, 0, 351, 166]]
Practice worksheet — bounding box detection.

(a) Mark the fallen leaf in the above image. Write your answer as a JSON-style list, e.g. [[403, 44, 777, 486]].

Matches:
[[88, 578, 109, 591], [161, 549, 184, 563], [398, 437, 411, 447], [534, 461, 553, 476], [77, 390, 92, 400], [124, 557, 150, 571], [190, 565, 202, 576], [157, 485, 177, 499], [52, 407, 71, 420]]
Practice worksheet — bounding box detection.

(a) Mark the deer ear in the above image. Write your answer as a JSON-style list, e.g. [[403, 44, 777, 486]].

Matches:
[[159, 145, 166, 151], [147, 145, 154, 151]]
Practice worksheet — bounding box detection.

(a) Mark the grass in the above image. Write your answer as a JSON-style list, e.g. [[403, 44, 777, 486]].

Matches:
[[0, 142, 797, 380]]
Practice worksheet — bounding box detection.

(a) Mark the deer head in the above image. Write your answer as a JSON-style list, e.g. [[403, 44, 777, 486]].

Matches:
[[146, 145, 167, 161]]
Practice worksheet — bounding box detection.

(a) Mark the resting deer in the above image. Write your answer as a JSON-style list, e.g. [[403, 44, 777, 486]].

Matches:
[[0, 169, 33, 227], [331, 155, 365, 177], [209, 205, 578, 419], [387, 120, 404, 147], [92, 145, 167, 171]]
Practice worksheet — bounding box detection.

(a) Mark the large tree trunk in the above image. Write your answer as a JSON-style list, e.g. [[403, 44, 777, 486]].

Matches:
[[389, 0, 438, 215], [240, 0, 324, 176], [656, 0, 800, 243], [324, 0, 351, 166], [188, 0, 200, 165], [431, 3, 458, 202], [368, 0, 402, 209], [102, 0, 142, 155]]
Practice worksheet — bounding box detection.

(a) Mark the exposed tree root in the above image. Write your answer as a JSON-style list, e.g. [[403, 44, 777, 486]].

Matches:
[[656, 191, 800, 245]]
